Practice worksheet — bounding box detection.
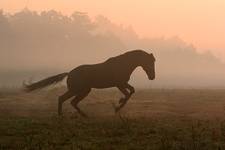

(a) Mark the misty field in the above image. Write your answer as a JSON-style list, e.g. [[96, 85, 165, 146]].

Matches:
[[1, 88, 225, 149]]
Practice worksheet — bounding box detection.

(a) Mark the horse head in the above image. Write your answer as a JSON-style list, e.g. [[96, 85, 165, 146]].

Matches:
[[140, 52, 156, 80]]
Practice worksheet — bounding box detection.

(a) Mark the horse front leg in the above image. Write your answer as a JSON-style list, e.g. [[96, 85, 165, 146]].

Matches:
[[119, 83, 135, 104], [126, 83, 135, 95], [115, 86, 131, 113]]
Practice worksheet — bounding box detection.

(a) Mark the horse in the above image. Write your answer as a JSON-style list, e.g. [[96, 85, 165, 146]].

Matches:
[[24, 50, 156, 117]]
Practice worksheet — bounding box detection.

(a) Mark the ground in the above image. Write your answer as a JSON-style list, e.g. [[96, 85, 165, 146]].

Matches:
[[0, 87, 225, 149]]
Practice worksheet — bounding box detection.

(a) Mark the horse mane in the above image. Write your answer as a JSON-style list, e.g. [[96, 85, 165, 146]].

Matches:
[[105, 50, 150, 63]]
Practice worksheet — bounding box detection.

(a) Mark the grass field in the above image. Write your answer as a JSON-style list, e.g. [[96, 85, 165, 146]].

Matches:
[[1, 88, 225, 149]]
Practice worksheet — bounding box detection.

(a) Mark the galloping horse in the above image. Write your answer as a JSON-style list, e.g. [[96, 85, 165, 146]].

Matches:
[[25, 50, 156, 116]]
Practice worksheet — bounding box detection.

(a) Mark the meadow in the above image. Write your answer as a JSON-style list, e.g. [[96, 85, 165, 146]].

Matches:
[[1, 88, 225, 149]]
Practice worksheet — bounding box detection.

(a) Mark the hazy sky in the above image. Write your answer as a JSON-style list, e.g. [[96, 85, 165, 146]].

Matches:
[[1, 0, 225, 58]]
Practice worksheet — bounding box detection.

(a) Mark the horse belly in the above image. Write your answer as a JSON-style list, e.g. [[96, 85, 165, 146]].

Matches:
[[89, 74, 117, 88], [67, 68, 116, 90], [67, 64, 130, 90], [90, 75, 130, 89]]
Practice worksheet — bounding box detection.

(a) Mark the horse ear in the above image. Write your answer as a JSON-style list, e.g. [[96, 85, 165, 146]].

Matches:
[[149, 53, 156, 60]]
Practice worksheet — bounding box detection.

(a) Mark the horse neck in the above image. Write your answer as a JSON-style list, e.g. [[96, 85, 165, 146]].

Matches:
[[106, 52, 143, 75], [122, 54, 142, 75]]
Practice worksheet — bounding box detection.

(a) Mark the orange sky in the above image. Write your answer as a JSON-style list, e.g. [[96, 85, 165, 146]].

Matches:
[[1, 0, 225, 58]]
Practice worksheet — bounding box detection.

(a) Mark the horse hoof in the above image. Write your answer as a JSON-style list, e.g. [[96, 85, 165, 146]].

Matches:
[[119, 98, 125, 104], [80, 113, 88, 118], [83, 114, 88, 118], [115, 107, 120, 113]]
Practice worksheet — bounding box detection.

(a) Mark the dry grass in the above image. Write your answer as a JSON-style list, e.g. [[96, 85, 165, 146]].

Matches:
[[1, 87, 225, 149]]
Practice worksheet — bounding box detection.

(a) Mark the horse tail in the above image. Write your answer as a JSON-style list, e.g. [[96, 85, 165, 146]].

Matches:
[[24, 72, 68, 92]]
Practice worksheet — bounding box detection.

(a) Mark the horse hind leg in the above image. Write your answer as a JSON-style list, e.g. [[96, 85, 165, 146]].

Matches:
[[58, 91, 74, 115], [70, 88, 91, 117]]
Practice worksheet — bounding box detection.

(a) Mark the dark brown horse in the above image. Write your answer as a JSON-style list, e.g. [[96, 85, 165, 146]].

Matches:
[[24, 50, 156, 116]]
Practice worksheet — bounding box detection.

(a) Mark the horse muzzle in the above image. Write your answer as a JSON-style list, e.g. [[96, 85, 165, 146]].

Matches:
[[148, 76, 155, 80]]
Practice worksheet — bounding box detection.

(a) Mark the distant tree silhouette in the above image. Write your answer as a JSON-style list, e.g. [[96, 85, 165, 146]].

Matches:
[[0, 9, 225, 88]]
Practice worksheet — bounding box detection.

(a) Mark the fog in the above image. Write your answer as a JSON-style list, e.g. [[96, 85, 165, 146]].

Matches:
[[1, 9, 225, 88]]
